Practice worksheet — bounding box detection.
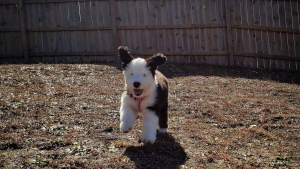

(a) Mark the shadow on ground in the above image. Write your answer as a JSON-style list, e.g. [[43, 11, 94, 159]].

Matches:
[[2, 61, 299, 84], [105, 62, 300, 85], [157, 63, 300, 85], [124, 133, 188, 169]]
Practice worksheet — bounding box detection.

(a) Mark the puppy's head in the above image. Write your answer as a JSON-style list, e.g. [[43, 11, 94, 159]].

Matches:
[[118, 46, 167, 97]]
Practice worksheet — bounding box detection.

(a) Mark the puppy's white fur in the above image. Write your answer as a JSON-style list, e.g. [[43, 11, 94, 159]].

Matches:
[[120, 58, 162, 143]]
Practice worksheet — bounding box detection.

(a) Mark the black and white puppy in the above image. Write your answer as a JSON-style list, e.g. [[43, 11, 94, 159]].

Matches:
[[119, 46, 168, 144]]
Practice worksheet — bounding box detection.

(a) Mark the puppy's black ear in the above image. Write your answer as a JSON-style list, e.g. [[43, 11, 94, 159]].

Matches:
[[118, 46, 134, 68], [146, 53, 167, 75]]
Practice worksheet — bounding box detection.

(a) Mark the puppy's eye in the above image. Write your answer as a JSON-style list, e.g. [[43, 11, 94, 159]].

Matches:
[[143, 74, 147, 77]]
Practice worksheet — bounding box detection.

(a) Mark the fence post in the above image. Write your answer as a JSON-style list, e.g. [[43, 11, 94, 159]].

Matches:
[[109, 0, 119, 63], [18, 0, 29, 63], [224, 0, 234, 66]]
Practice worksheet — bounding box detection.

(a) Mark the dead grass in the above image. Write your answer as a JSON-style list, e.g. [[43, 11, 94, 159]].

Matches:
[[0, 63, 299, 168]]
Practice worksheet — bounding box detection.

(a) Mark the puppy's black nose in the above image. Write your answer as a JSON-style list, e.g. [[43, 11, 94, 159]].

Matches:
[[133, 82, 140, 88]]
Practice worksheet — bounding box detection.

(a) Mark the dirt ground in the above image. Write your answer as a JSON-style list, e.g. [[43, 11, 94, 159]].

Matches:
[[0, 63, 299, 168]]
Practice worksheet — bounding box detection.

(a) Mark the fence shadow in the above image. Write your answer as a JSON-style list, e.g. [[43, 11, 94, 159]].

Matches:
[[102, 61, 300, 85], [2, 61, 298, 84], [124, 133, 188, 169], [158, 63, 300, 85]]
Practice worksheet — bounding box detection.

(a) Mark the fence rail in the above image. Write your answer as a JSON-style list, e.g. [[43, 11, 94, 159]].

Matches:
[[0, 0, 299, 70]]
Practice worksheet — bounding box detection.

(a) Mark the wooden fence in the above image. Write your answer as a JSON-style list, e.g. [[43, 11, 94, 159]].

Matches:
[[0, 0, 299, 70]]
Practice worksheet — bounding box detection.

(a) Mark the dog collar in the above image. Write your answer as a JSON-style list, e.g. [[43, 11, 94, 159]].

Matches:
[[127, 93, 147, 112]]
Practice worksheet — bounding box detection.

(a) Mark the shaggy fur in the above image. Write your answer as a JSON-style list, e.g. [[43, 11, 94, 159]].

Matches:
[[119, 46, 168, 144]]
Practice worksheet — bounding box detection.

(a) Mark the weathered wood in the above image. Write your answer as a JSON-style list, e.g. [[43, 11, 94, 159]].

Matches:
[[234, 52, 300, 61], [259, 0, 268, 69], [110, 0, 118, 62], [202, 0, 210, 64], [0, 54, 23, 58], [240, 0, 250, 68], [176, 0, 185, 63], [0, 0, 108, 5], [232, 24, 300, 34], [0, 27, 112, 33], [155, 1, 165, 52], [209, 0, 217, 65], [252, 0, 262, 69], [265, 0, 273, 69], [290, 1, 299, 70], [131, 51, 228, 56], [248, 0, 257, 68], [117, 0, 126, 53], [18, 0, 29, 62], [234, 0, 244, 67], [30, 51, 114, 56], [4, 0, 300, 5], [224, 0, 234, 66], [1, 0, 300, 68], [280, 1, 290, 69]]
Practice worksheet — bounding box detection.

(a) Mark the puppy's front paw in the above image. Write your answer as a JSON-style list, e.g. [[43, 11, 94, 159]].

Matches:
[[140, 135, 156, 144], [120, 122, 132, 133]]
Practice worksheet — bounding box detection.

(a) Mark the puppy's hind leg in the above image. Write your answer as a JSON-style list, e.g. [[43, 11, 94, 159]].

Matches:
[[120, 106, 136, 133], [158, 102, 168, 133]]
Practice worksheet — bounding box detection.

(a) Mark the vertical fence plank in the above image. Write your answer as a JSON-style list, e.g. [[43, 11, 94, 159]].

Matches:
[[296, 33, 300, 70], [181, 0, 189, 63], [285, 1, 295, 70], [296, 0, 300, 69], [218, 0, 227, 66], [162, 0, 170, 54], [265, 0, 273, 69], [260, 0, 269, 69], [117, 0, 124, 49], [5, 4, 22, 63], [156, 0, 165, 54], [175, 0, 183, 63], [210, 0, 218, 65], [108, 0, 117, 62], [248, 0, 256, 68], [196, 0, 203, 64], [51, 3, 59, 63], [0, 3, 5, 59], [83, 1, 91, 63], [291, 0, 299, 70], [0, 4, 6, 62], [18, 0, 28, 63], [137, 0, 146, 53], [202, 0, 210, 64], [29, 4, 40, 63], [161, 0, 170, 62], [234, 0, 244, 67], [241, 0, 251, 68], [253, 0, 262, 68], [190, 0, 198, 64], [173, 0, 180, 62], [144, 0, 153, 53], [36, 4, 44, 62], [94, 1, 103, 63], [272, 0, 280, 69], [185, 0, 193, 63], [225, 0, 234, 66], [169, 0, 177, 62], [130, 0, 139, 52], [60, 3, 71, 54], [276, 0, 284, 69], [279, 1, 289, 69]]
